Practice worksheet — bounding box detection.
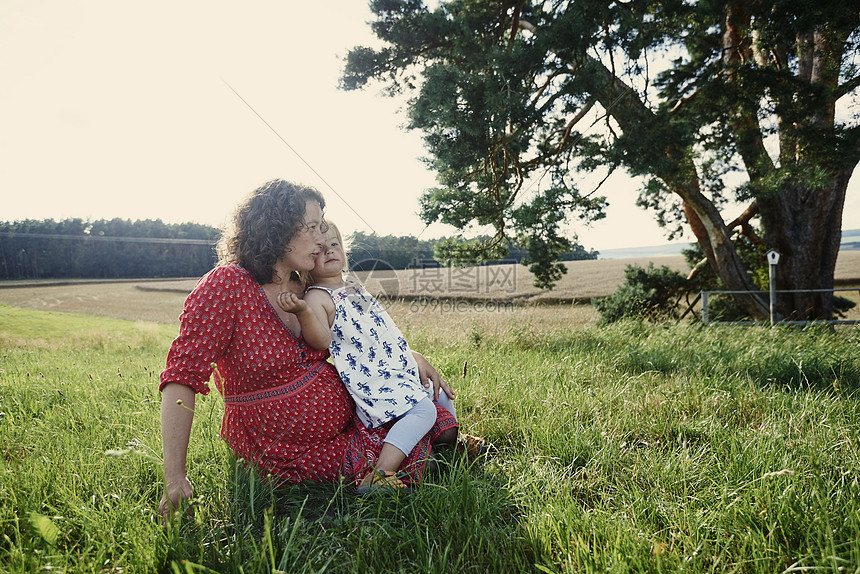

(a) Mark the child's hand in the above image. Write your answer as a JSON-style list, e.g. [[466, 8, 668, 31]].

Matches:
[[277, 292, 309, 315]]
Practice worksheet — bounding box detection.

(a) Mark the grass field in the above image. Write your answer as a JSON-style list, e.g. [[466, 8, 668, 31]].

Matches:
[[1, 255, 859, 572]]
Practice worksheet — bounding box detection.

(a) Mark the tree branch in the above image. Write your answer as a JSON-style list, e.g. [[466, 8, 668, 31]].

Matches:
[[508, 10, 767, 316], [846, 124, 860, 167], [836, 74, 860, 100], [528, 67, 566, 109], [580, 56, 765, 315], [726, 199, 762, 246], [545, 97, 597, 154], [721, 3, 774, 181], [726, 199, 759, 230], [671, 90, 698, 113], [518, 19, 535, 34], [686, 257, 709, 281], [516, 98, 597, 171], [509, 3, 527, 42]]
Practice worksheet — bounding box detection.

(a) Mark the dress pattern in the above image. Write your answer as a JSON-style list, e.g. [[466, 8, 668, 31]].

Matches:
[[160, 264, 457, 485], [308, 283, 433, 429]]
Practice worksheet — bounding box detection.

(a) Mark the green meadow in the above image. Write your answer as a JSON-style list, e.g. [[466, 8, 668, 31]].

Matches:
[[1, 298, 859, 573]]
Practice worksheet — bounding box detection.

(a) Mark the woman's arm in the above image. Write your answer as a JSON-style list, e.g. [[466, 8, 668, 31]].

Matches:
[[158, 265, 242, 521], [159, 383, 196, 521], [412, 351, 455, 402], [278, 291, 332, 350]]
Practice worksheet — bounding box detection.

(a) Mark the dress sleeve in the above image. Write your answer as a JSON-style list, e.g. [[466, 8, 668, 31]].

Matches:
[[159, 267, 239, 395]]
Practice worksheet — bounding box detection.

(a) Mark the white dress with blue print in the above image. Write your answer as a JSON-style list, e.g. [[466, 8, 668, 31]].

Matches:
[[307, 282, 432, 429]]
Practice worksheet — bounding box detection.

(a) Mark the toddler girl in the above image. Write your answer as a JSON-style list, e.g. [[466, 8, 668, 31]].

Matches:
[[278, 222, 457, 493]]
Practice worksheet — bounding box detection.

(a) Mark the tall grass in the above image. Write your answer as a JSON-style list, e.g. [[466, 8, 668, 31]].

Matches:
[[1, 302, 858, 572]]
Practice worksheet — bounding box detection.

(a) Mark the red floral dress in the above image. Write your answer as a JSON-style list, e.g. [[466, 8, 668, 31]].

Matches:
[[160, 264, 457, 485]]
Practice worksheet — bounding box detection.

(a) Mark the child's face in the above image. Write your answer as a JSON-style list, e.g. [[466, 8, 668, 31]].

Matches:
[[311, 228, 346, 280]]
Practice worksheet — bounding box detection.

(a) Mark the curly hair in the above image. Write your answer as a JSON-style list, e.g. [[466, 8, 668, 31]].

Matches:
[[216, 179, 326, 285]]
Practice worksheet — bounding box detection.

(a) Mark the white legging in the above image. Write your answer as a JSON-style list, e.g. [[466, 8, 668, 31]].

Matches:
[[384, 392, 457, 456]]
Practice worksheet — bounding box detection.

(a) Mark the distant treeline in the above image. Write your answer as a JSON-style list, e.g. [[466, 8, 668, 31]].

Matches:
[[0, 219, 597, 280], [345, 231, 598, 270], [0, 219, 218, 280]]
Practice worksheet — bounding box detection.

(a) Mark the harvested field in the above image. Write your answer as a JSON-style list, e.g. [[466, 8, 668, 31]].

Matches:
[[0, 251, 857, 324], [358, 251, 860, 302]]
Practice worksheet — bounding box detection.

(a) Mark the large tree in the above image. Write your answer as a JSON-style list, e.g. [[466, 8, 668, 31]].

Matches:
[[342, 0, 859, 320]]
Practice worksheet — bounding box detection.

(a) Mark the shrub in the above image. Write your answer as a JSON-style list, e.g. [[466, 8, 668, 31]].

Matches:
[[593, 263, 689, 324]]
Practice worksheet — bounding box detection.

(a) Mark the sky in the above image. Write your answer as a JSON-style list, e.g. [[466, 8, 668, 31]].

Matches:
[[1, 1, 857, 253]]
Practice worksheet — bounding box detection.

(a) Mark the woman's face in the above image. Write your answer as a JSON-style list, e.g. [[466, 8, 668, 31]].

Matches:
[[281, 200, 325, 272]]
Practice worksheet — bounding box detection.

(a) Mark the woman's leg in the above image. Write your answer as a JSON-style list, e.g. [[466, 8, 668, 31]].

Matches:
[[432, 391, 458, 445], [430, 391, 485, 456]]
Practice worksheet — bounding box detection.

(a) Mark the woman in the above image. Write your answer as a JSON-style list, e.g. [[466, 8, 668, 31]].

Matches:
[[158, 179, 457, 518]]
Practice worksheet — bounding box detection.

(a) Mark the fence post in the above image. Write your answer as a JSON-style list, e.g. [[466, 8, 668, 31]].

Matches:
[[702, 291, 709, 325], [766, 250, 780, 327]]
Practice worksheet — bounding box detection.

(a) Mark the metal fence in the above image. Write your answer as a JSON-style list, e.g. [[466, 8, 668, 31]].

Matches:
[[701, 288, 860, 326]]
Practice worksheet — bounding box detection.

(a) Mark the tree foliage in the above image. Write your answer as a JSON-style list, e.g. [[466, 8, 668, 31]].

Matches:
[[342, 0, 860, 319]]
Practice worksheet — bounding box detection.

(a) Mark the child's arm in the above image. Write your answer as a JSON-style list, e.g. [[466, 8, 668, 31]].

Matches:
[[277, 291, 334, 350]]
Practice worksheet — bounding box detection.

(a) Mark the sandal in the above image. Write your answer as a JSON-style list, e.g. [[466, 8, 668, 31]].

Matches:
[[356, 470, 412, 495]]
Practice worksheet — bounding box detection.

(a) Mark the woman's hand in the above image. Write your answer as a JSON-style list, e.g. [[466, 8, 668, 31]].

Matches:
[[158, 476, 194, 523], [412, 351, 454, 402]]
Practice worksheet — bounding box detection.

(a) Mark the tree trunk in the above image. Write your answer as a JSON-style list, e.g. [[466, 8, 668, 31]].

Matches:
[[758, 172, 849, 320], [674, 180, 770, 320]]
